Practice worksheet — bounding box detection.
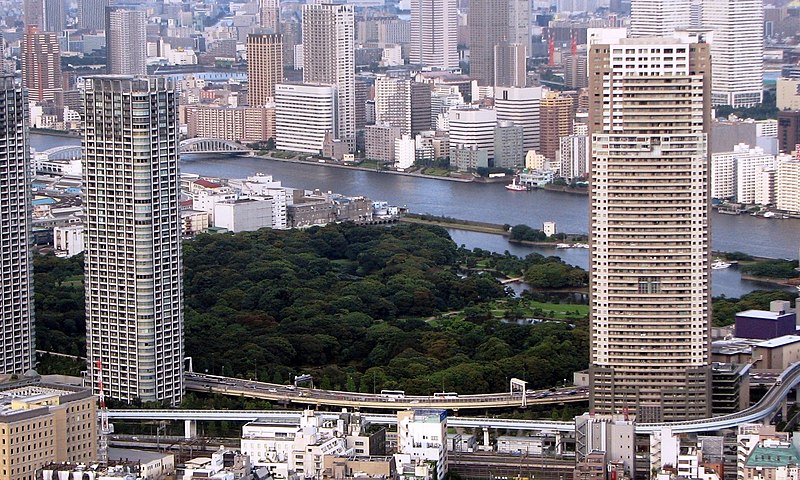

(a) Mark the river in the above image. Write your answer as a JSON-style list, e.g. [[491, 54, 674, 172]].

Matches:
[[31, 133, 800, 298]]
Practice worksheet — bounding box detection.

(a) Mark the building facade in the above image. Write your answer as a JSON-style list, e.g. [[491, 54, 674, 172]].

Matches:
[[448, 106, 497, 158], [540, 91, 574, 160], [21, 25, 62, 104], [78, 0, 109, 30], [0, 75, 35, 374], [494, 42, 527, 88], [302, 4, 356, 151], [185, 105, 275, 144], [260, 0, 280, 33], [247, 33, 283, 107], [275, 83, 337, 153], [777, 161, 800, 213], [468, 0, 510, 86], [628, 0, 691, 37], [83, 76, 184, 404], [106, 7, 147, 75], [588, 34, 712, 422], [494, 86, 543, 154], [409, 0, 458, 70], [702, 0, 764, 107]]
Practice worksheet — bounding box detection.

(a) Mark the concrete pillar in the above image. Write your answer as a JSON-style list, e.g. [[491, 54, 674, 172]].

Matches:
[[783, 398, 789, 422], [555, 431, 563, 454], [483, 427, 490, 447], [185, 419, 197, 439]]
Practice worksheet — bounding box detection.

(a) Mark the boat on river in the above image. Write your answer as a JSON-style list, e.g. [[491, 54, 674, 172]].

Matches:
[[505, 178, 527, 191]]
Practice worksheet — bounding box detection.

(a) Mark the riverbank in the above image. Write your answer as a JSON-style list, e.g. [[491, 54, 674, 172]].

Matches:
[[252, 154, 476, 183], [542, 184, 589, 195], [400, 214, 508, 234], [740, 274, 800, 289]]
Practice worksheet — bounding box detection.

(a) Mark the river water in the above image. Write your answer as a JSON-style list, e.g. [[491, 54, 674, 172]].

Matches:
[[31, 133, 800, 298]]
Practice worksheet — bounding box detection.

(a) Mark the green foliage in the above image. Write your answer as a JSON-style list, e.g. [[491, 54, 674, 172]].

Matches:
[[525, 262, 588, 289], [712, 290, 798, 327], [741, 259, 800, 279], [721, 251, 755, 261], [715, 91, 778, 121], [33, 254, 86, 356], [509, 224, 547, 242]]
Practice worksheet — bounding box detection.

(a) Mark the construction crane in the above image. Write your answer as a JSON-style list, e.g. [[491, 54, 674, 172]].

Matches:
[[96, 360, 113, 466]]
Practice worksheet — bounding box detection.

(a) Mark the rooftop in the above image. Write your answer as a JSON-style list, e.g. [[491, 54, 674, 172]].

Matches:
[[756, 335, 800, 349], [738, 310, 794, 320], [745, 444, 800, 468]]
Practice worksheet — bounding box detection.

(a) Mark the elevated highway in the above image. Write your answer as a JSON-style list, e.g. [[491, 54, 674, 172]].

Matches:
[[109, 363, 800, 436], [184, 372, 589, 410]]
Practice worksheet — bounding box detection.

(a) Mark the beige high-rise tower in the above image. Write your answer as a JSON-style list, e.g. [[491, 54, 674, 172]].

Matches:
[[588, 33, 713, 423], [247, 33, 283, 107]]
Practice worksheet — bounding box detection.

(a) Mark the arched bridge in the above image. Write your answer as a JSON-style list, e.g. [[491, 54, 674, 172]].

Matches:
[[180, 138, 252, 155], [39, 145, 82, 160]]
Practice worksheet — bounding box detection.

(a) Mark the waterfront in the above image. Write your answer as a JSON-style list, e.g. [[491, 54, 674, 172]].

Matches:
[[31, 134, 800, 298]]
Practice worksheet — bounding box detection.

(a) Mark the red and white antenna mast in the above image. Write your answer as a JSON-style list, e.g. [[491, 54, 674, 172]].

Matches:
[[97, 360, 112, 466]]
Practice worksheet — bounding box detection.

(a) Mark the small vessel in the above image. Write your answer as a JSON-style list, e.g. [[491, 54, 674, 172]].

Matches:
[[711, 260, 732, 270], [555, 243, 571, 249], [763, 211, 776, 218], [573, 243, 589, 249], [505, 178, 527, 191]]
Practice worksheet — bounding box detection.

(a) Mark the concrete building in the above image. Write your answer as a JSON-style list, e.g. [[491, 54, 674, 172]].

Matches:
[[702, 0, 764, 107], [21, 25, 62, 106], [302, 4, 356, 151], [430, 86, 464, 128], [247, 33, 283, 107], [778, 110, 800, 154], [409, 0, 458, 70], [365, 123, 402, 163], [214, 199, 274, 233], [106, 7, 147, 76], [494, 86, 543, 154], [448, 106, 497, 158], [260, 0, 279, 33], [558, 132, 589, 181], [396, 410, 447, 480], [711, 152, 736, 199], [494, 42, 527, 88], [395, 135, 416, 170], [0, 75, 35, 375], [777, 160, 800, 213], [83, 76, 184, 404], [777, 78, 800, 111], [450, 145, 489, 172], [588, 34, 712, 422], [374, 75, 425, 136], [712, 118, 779, 155], [180, 210, 210, 237], [629, 0, 691, 37], [0, 380, 97, 480], [468, 0, 509, 86], [53, 224, 84, 258], [23, 0, 64, 32], [564, 53, 588, 89], [725, 144, 777, 204], [78, 0, 109, 30], [575, 414, 636, 479], [494, 122, 524, 169], [736, 309, 796, 340], [540, 91, 574, 160], [275, 83, 337, 154], [186, 105, 275, 143], [754, 166, 777, 206]]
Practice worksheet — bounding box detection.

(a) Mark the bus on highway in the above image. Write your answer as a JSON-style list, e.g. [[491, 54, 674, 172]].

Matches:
[[433, 392, 458, 398], [380, 390, 405, 398]]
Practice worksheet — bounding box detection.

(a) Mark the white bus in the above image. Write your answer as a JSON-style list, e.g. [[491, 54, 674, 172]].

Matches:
[[380, 390, 405, 398], [433, 392, 458, 398]]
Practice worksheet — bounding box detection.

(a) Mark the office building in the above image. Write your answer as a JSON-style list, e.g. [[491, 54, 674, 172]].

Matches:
[[0, 75, 35, 375], [508, 0, 530, 53], [247, 33, 283, 107], [83, 76, 184, 404], [396, 410, 447, 480], [494, 121, 525, 169], [448, 106, 497, 158], [469, 0, 510, 86], [778, 110, 800, 154], [275, 83, 337, 153], [494, 86, 543, 153], [564, 53, 588, 89], [79, 0, 110, 31], [540, 91, 574, 160], [588, 34, 713, 422], [0, 380, 97, 480], [106, 7, 147, 75], [21, 25, 62, 105], [23, 0, 64, 32], [410, 0, 458, 70], [558, 132, 589, 181], [702, 0, 763, 107], [494, 42, 527, 88], [629, 0, 690, 37], [260, 0, 280, 33], [302, 4, 356, 151]]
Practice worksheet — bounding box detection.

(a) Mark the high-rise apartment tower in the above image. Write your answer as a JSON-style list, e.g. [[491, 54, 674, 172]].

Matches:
[[0, 75, 35, 374], [260, 0, 280, 33], [247, 33, 283, 107], [588, 33, 712, 423], [410, 0, 459, 70], [83, 76, 184, 404], [79, 0, 110, 30], [629, 0, 690, 37], [302, 3, 356, 151], [21, 25, 62, 104], [106, 7, 147, 75]]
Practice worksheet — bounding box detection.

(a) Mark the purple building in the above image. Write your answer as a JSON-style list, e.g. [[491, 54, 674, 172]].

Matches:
[[735, 309, 797, 340]]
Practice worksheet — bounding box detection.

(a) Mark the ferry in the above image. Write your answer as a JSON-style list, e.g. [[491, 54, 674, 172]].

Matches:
[[711, 260, 732, 270], [505, 178, 527, 191]]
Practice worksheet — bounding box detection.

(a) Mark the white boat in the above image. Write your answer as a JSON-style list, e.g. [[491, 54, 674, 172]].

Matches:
[[573, 243, 589, 249], [555, 243, 571, 249], [711, 260, 732, 270], [763, 211, 776, 218], [505, 178, 527, 191]]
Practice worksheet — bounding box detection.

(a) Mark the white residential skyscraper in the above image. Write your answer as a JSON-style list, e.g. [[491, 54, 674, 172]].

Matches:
[[302, 3, 355, 151], [106, 7, 147, 75], [83, 76, 184, 404], [410, 0, 458, 70], [629, 0, 691, 37], [702, 0, 764, 107], [588, 33, 712, 423], [0, 74, 35, 374]]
